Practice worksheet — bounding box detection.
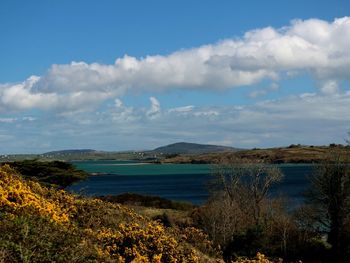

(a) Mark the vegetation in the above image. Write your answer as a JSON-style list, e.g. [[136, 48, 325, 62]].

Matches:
[[2, 144, 349, 164], [190, 153, 350, 262], [306, 150, 350, 260], [0, 165, 220, 262], [2, 145, 350, 262], [195, 159, 294, 262], [99, 193, 194, 211], [0, 151, 157, 162], [1, 160, 88, 188], [161, 144, 350, 164]]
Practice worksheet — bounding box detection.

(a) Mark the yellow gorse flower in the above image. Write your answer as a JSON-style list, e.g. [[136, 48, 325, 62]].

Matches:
[[232, 252, 285, 263], [0, 165, 201, 262], [0, 165, 71, 224]]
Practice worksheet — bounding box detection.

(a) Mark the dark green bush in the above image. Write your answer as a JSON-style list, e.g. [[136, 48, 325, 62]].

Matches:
[[99, 193, 194, 211], [3, 160, 88, 188]]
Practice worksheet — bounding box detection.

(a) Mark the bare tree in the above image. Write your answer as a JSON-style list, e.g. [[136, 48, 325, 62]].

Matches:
[[199, 158, 284, 261], [211, 158, 283, 226], [307, 149, 350, 259]]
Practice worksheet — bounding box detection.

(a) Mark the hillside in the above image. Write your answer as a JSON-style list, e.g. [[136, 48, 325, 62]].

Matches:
[[0, 165, 221, 262], [152, 142, 238, 155], [43, 149, 97, 155], [161, 144, 350, 164], [0, 150, 155, 162], [2, 144, 349, 164]]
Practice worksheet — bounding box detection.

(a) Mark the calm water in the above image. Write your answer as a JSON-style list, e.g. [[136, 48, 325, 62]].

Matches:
[[67, 160, 315, 206]]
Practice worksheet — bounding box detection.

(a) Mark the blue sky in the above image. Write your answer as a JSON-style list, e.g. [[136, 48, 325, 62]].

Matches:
[[1, 0, 350, 153]]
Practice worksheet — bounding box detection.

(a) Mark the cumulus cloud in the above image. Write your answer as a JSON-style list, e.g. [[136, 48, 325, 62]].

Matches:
[[0, 75, 111, 113], [1, 17, 350, 112], [0, 76, 58, 110]]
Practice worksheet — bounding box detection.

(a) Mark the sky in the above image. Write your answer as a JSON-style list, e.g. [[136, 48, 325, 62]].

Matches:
[[1, 0, 350, 153]]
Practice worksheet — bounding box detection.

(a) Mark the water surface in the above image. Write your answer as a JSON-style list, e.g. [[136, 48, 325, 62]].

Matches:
[[67, 160, 315, 205]]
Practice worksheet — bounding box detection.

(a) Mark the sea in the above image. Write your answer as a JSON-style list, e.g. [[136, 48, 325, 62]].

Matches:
[[67, 160, 315, 206]]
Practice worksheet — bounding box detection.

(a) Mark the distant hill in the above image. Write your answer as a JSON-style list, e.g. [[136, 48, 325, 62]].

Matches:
[[43, 149, 98, 155], [152, 142, 238, 155], [1, 149, 156, 162], [161, 144, 350, 164]]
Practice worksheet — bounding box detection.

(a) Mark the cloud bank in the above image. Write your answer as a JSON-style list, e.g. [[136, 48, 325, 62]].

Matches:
[[1, 17, 350, 112], [2, 92, 350, 153]]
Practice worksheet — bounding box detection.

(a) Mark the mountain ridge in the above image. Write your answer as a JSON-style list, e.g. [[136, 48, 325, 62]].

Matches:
[[151, 142, 238, 155]]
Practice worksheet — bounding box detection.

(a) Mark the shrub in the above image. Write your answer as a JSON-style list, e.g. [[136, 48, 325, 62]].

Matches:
[[0, 165, 206, 262], [3, 160, 88, 188]]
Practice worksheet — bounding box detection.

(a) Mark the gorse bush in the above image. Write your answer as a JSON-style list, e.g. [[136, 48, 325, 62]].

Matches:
[[0, 165, 208, 262], [0, 164, 72, 224], [232, 252, 281, 263], [94, 223, 198, 262]]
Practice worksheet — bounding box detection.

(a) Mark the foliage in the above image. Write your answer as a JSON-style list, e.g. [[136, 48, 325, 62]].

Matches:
[[232, 252, 282, 263], [0, 215, 98, 263], [0, 164, 73, 224], [100, 193, 194, 211], [2, 160, 88, 188], [0, 165, 214, 262]]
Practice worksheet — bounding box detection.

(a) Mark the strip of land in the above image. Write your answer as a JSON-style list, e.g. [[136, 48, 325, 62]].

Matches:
[[160, 145, 350, 164]]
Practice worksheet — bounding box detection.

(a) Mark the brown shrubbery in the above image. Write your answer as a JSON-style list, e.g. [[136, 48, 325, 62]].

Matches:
[[194, 159, 331, 262]]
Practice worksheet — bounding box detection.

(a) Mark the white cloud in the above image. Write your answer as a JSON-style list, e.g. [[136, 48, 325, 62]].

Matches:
[[0, 75, 111, 113], [0, 118, 17, 123], [22, 117, 36, 121], [95, 93, 350, 147], [0, 116, 37, 123], [1, 17, 350, 112], [114, 98, 124, 108], [0, 76, 59, 110], [146, 97, 161, 119], [1, 92, 350, 153], [168, 105, 195, 113], [110, 98, 137, 122], [320, 80, 339, 94], [1, 17, 350, 153], [193, 110, 220, 117]]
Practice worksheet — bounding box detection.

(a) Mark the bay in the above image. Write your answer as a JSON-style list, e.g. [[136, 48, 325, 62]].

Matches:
[[67, 160, 315, 206]]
